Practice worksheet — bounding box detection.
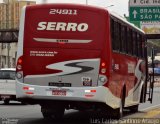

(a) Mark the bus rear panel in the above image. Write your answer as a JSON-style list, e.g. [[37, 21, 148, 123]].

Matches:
[[16, 4, 148, 119], [16, 4, 111, 106]]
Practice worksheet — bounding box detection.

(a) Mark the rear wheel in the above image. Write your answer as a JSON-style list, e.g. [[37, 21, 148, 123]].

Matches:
[[114, 91, 125, 119], [41, 105, 65, 120], [114, 99, 124, 119], [42, 111, 52, 120], [4, 99, 9, 105], [129, 105, 139, 113]]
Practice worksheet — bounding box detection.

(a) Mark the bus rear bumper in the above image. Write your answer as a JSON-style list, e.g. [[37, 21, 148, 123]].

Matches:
[[16, 82, 120, 109]]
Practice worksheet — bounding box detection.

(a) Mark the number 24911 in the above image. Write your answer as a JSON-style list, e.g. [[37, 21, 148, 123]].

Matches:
[[49, 9, 77, 15]]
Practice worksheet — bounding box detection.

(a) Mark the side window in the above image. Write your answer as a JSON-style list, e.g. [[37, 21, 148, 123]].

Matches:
[[118, 23, 122, 52], [121, 25, 127, 54], [124, 26, 127, 54], [135, 33, 138, 56], [111, 18, 120, 51], [121, 25, 126, 53], [137, 34, 140, 57], [138, 34, 143, 57], [132, 31, 137, 56], [127, 29, 133, 55], [114, 21, 120, 51], [142, 36, 146, 58], [110, 17, 145, 58], [126, 28, 130, 54], [111, 18, 115, 50]]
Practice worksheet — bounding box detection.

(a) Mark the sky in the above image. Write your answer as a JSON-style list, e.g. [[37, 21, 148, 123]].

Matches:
[[0, 0, 129, 16], [36, 0, 130, 16], [36, 0, 129, 16]]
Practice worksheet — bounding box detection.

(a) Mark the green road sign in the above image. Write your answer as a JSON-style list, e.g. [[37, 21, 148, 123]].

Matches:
[[130, 7, 160, 21], [130, 21, 141, 28]]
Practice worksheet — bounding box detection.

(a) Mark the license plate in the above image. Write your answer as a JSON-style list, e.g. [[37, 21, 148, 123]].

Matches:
[[49, 82, 71, 87], [52, 90, 66, 96]]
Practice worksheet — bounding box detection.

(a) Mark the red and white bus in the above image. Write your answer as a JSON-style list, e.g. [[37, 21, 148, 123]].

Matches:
[[16, 4, 149, 119]]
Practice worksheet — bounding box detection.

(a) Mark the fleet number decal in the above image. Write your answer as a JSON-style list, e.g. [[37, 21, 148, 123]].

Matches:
[[50, 9, 77, 15]]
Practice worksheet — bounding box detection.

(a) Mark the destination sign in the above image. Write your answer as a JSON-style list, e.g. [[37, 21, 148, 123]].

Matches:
[[130, 7, 160, 21], [129, 0, 160, 6]]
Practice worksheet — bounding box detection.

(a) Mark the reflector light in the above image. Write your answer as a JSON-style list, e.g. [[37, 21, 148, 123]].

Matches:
[[23, 87, 35, 90], [23, 87, 29, 90], [85, 89, 96, 93], [91, 90, 96, 93], [25, 92, 34, 95]]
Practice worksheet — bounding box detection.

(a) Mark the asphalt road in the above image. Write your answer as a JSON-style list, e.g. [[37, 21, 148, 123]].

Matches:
[[0, 87, 160, 124], [139, 87, 160, 111]]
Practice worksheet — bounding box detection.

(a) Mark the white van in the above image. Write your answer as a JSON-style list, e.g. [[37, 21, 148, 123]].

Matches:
[[0, 68, 16, 104]]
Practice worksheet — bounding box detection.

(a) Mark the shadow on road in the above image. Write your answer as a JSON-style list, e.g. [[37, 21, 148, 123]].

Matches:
[[17, 110, 115, 124], [0, 102, 146, 124], [16, 110, 139, 124]]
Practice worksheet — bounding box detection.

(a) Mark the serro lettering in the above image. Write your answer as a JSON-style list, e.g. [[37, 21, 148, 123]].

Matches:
[[37, 22, 88, 32]]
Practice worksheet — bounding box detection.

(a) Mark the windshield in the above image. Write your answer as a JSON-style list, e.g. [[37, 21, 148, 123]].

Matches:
[[0, 70, 15, 80]]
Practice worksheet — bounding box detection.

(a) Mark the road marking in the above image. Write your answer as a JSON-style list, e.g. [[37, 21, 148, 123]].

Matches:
[[144, 109, 160, 118], [139, 104, 160, 118]]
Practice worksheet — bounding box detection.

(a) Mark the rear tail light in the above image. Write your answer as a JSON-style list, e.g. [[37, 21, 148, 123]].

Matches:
[[98, 60, 108, 86], [23, 86, 34, 95], [85, 89, 96, 93], [16, 56, 23, 71], [23, 86, 35, 91], [16, 56, 23, 79], [100, 61, 106, 74]]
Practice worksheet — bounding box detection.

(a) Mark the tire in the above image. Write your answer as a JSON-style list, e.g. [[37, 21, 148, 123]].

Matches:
[[21, 102, 27, 105], [114, 93, 125, 119], [41, 106, 65, 120], [4, 99, 9, 105], [52, 108, 65, 120], [42, 111, 52, 120], [129, 105, 139, 113]]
